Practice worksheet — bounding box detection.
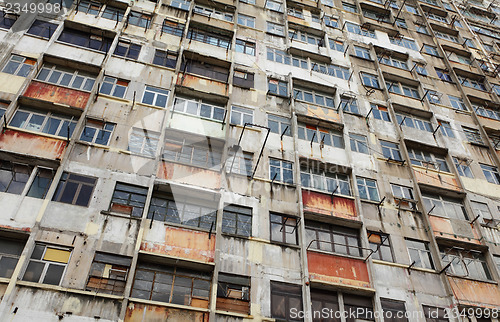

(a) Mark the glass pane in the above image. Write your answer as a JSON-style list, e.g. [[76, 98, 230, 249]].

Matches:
[[42, 263, 65, 285]]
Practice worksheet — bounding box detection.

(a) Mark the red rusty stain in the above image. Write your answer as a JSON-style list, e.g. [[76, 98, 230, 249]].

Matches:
[[157, 161, 221, 190], [24, 81, 90, 109], [302, 190, 358, 220], [304, 105, 340, 123], [141, 226, 216, 263], [428, 215, 482, 245], [307, 251, 370, 288], [0, 224, 31, 232], [413, 169, 461, 191], [176, 73, 228, 96], [0, 129, 66, 160], [125, 302, 209, 322], [448, 276, 500, 308]]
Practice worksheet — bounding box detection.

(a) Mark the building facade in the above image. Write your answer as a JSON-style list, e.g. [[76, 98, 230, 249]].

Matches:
[[0, 0, 499, 320]]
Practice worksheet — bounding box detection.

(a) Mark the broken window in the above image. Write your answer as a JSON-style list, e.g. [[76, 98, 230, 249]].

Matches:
[[216, 273, 250, 314], [226, 150, 253, 176], [301, 166, 350, 195], [163, 132, 223, 169], [109, 182, 148, 217], [0, 237, 25, 278], [2, 55, 35, 77], [58, 27, 113, 53], [127, 11, 151, 29], [305, 221, 361, 256], [131, 262, 212, 307], [114, 40, 141, 60], [440, 247, 491, 280], [463, 127, 483, 144], [233, 70, 254, 88], [152, 49, 177, 69], [10, 107, 77, 138], [422, 194, 468, 220], [53, 172, 97, 207], [187, 28, 231, 48], [222, 204, 252, 237], [381, 141, 402, 161], [235, 39, 256, 55], [270, 213, 298, 244], [268, 79, 288, 97], [470, 201, 493, 225], [27, 168, 55, 199], [77, 0, 101, 14], [405, 239, 434, 269], [268, 114, 291, 136], [230, 106, 253, 126], [381, 299, 408, 322], [0, 161, 32, 195], [23, 244, 71, 286], [357, 177, 379, 201], [141, 86, 169, 108], [270, 158, 293, 184], [0, 102, 6, 119], [173, 96, 226, 122], [86, 252, 131, 295], [99, 76, 128, 98], [162, 19, 185, 37], [148, 192, 217, 229], [270, 282, 302, 321], [368, 231, 393, 262], [343, 294, 374, 322], [36, 64, 96, 91], [128, 128, 160, 157]]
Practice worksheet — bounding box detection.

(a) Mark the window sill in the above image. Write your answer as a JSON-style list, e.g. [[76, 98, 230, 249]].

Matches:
[[24, 33, 51, 41], [77, 140, 111, 150], [410, 164, 454, 176], [351, 55, 374, 62], [128, 297, 210, 312], [221, 232, 251, 240], [265, 32, 286, 38], [138, 250, 215, 266], [97, 92, 131, 104], [173, 110, 225, 124], [215, 310, 253, 319], [306, 248, 365, 261], [31, 79, 93, 94], [342, 110, 363, 117], [444, 273, 498, 284], [162, 158, 222, 173], [161, 221, 213, 234], [360, 198, 383, 205], [0, 277, 10, 284], [110, 54, 141, 63], [301, 187, 354, 200], [54, 40, 108, 55], [469, 141, 489, 148], [6, 126, 69, 142], [372, 259, 402, 267], [16, 280, 124, 300], [100, 210, 141, 220], [135, 101, 167, 111], [269, 240, 301, 249]]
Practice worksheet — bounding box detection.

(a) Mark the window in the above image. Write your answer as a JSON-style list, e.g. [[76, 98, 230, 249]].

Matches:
[[361, 73, 380, 88], [312, 13, 320, 22], [471, 201, 493, 224], [268, 115, 291, 136], [354, 46, 371, 59], [311, 62, 350, 80], [368, 232, 393, 262], [463, 127, 482, 144], [363, 8, 390, 23], [230, 106, 253, 126], [378, 55, 408, 70], [267, 47, 291, 65], [226, 149, 253, 175], [270, 159, 293, 184], [86, 253, 131, 295], [271, 282, 302, 321], [235, 39, 255, 55], [463, 38, 476, 48], [447, 52, 472, 65], [266, 0, 283, 11], [187, 29, 231, 48], [453, 157, 473, 178], [324, 16, 339, 28], [395, 18, 407, 28], [441, 248, 491, 280], [193, 5, 233, 21], [426, 90, 440, 104], [0, 238, 24, 278], [481, 164, 500, 184], [99, 76, 128, 98], [222, 205, 252, 237], [386, 81, 420, 99], [267, 22, 285, 36], [423, 306, 448, 322], [287, 7, 303, 19], [233, 70, 254, 89], [289, 29, 324, 46], [240, 0, 255, 4], [406, 239, 434, 269], [449, 95, 467, 111], [181, 59, 229, 82], [298, 124, 344, 149], [408, 149, 449, 171], [238, 14, 255, 27], [343, 295, 374, 322], [27, 168, 55, 199], [342, 2, 358, 13], [127, 11, 151, 28], [0, 103, 6, 119], [381, 299, 408, 322], [423, 193, 468, 220], [131, 262, 211, 307], [102, 5, 125, 21], [350, 134, 368, 154], [163, 132, 223, 169], [329, 39, 344, 51], [301, 167, 350, 195], [128, 128, 159, 157], [216, 273, 250, 314], [152, 50, 177, 69], [161, 19, 185, 37], [170, 0, 191, 10], [391, 184, 414, 205], [346, 22, 377, 38], [406, 4, 418, 14], [435, 68, 453, 82], [58, 28, 113, 53], [426, 12, 448, 23], [381, 141, 402, 161], [173, 96, 225, 122], [109, 183, 148, 217], [148, 192, 216, 229], [270, 213, 298, 244], [22, 244, 71, 285], [142, 86, 169, 108], [389, 37, 418, 50], [457, 76, 486, 91], [114, 40, 141, 60], [10, 108, 77, 138], [340, 97, 359, 115], [415, 24, 429, 34], [422, 44, 440, 56], [52, 173, 97, 207], [27, 20, 58, 39], [80, 120, 115, 146], [0, 161, 32, 195], [268, 79, 288, 97], [475, 105, 500, 121], [305, 221, 361, 256], [294, 87, 335, 109], [77, 0, 101, 14], [0, 11, 17, 29], [371, 104, 390, 121], [311, 290, 340, 322], [397, 114, 433, 132], [357, 178, 379, 201], [36, 64, 96, 91]]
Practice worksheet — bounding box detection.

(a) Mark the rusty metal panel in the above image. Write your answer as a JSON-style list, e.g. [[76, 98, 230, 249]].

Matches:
[[176, 73, 228, 97], [413, 169, 461, 191], [302, 190, 358, 220], [24, 81, 90, 109], [448, 276, 500, 308], [428, 215, 482, 245], [303, 104, 341, 123], [307, 251, 370, 288], [125, 302, 209, 322], [141, 226, 216, 263], [0, 129, 66, 160], [157, 161, 221, 190]]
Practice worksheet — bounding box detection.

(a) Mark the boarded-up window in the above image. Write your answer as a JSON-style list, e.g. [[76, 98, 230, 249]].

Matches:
[[216, 273, 250, 314], [86, 252, 131, 295]]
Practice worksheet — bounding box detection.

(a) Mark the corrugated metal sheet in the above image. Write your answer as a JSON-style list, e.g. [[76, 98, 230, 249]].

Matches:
[[0, 129, 66, 160], [24, 81, 90, 109], [448, 276, 500, 308], [176, 73, 228, 97], [302, 190, 358, 220], [125, 302, 208, 322]]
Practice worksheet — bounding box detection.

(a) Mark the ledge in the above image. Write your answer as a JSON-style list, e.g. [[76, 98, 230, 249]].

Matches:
[[128, 297, 210, 312], [215, 310, 253, 318], [16, 280, 124, 300]]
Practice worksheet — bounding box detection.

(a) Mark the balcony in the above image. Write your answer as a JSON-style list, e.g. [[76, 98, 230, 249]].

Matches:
[[0, 129, 67, 161], [23, 80, 91, 110], [0, 71, 27, 96], [302, 190, 358, 222], [412, 166, 461, 192], [157, 161, 221, 190], [428, 215, 482, 245], [125, 302, 208, 321], [447, 276, 500, 308]]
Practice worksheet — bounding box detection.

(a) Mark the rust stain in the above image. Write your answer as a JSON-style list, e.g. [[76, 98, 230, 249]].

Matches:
[[125, 302, 208, 322], [448, 276, 500, 308], [0, 224, 31, 232], [0, 129, 66, 160], [304, 105, 341, 123], [141, 226, 216, 263], [288, 15, 311, 27], [428, 215, 481, 245], [413, 169, 461, 191], [24, 81, 89, 109], [307, 251, 370, 288], [157, 161, 221, 190], [176, 73, 228, 96], [302, 190, 358, 220]]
